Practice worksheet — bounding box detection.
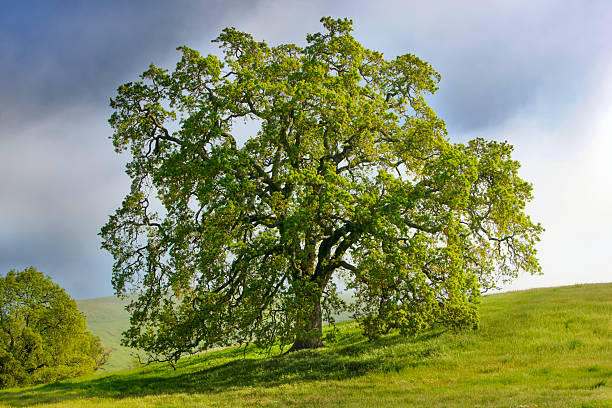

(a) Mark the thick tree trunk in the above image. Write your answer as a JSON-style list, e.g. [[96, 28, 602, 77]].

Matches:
[[287, 295, 324, 352]]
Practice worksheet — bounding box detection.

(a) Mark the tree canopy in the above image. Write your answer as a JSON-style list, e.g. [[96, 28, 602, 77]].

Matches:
[[101, 17, 542, 364], [0, 268, 107, 388]]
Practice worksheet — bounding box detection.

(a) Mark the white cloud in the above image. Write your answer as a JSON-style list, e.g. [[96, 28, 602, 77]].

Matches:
[[460, 64, 612, 291]]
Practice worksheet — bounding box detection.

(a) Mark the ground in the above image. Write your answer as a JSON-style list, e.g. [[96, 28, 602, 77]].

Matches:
[[1, 283, 611, 407]]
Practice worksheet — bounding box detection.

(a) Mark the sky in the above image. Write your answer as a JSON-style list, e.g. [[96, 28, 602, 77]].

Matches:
[[1, 0, 611, 299]]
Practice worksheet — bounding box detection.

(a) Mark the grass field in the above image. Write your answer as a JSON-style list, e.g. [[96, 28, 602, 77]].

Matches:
[[2, 283, 612, 407], [76, 296, 134, 372], [75, 293, 355, 372]]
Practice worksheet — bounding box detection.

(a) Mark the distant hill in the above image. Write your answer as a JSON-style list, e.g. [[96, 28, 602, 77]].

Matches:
[[76, 292, 355, 372], [76, 296, 134, 372]]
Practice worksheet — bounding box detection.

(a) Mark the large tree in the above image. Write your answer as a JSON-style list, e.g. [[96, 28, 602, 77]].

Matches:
[[0, 268, 107, 388], [101, 17, 542, 363]]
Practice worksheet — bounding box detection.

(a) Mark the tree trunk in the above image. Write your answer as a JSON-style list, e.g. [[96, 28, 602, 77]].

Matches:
[[287, 295, 323, 352]]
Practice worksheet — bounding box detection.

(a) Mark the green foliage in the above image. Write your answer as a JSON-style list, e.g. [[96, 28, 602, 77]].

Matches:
[[1, 284, 611, 407], [0, 268, 108, 388], [100, 17, 542, 363]]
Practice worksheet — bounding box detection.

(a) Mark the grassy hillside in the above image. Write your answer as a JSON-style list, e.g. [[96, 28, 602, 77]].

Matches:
[[76, 293, 355, 372], [2, 283, 612, 407], [76, 296, 133, 372]]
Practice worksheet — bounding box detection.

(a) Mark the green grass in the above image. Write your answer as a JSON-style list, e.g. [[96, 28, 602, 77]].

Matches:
[[76, 296, 134, 372], [75, 293, 355, 372], [2, 283, 612, 407]]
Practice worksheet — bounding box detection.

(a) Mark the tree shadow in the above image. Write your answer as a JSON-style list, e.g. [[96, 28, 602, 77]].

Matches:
[[0, 328, 446, 407]]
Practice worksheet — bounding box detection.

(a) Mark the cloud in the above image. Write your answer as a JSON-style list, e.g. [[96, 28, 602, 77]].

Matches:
[[0, 0, 261, 298], [210, 0, 612, 134], [0, 0, 258, 129], [458, 64, 612, 291], [2, 1, 611, 299], [0, 105, 128, 298], [343, 0, 612, 132]]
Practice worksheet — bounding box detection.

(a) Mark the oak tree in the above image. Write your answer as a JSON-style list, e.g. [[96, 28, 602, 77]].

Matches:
[[0, 268, 107, 388], [101, 18, 542, 363]]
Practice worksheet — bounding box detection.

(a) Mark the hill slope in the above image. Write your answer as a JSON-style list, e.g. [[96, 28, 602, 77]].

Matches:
[[76, 293, 355, 372], [76, 296, 134, 372], [2, 283, 612, 407]]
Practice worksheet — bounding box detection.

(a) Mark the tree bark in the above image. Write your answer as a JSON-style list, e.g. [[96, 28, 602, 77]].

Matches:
[[287, 295, 324, 352]]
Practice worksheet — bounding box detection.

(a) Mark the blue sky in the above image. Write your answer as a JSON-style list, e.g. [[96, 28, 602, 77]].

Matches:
[[1, 0, 611, 299]]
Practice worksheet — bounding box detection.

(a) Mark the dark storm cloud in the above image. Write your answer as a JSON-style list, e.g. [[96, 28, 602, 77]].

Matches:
[[0, 0, 256, 298], [0, 0, 248, 127]]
